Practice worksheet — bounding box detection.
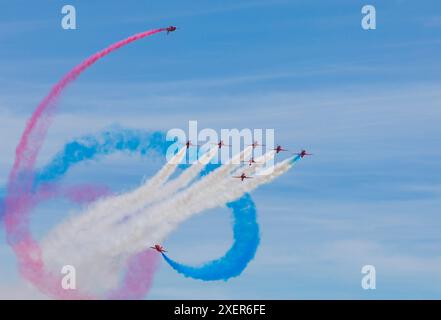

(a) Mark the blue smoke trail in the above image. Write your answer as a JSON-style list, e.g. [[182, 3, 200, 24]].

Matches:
[[162, 193, 259, 281], [161, 155, 304, 281], [35, 127, 167, 186], [1, 127, 166, 219], [291, 155, 302, 164], [1, 127, 260, 281]]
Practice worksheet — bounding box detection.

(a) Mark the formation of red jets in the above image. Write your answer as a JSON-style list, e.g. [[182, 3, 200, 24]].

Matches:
[[181, 139, 312, 181], [234, 142, 313, 182], [152, 27, 311, 252]]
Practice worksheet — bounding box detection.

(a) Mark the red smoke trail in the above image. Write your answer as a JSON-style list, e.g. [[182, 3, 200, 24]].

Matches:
[[3, 28, 165, 299], [107, 250, 160, 300], [9, 28, 165, 183], [35, 184, 111, 204]]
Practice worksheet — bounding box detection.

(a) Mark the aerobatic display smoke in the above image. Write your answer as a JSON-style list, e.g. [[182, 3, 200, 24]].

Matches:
[[1, 28, 304, 299], [2, 28, 166, 299]]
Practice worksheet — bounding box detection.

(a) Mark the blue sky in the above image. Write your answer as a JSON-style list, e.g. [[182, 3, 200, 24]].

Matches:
[[1, 0, 441, 298]]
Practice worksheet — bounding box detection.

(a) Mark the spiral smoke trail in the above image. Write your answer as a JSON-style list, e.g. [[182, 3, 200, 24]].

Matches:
[[40, 144, 302, 293], [3, 28, 167, 299]]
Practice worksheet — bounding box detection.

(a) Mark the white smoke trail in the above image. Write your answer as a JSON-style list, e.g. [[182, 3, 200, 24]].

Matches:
[[40, 147, 297, 294], [157, 146, 219, 199], [64, 146, 188, 231], [74, 145, 244, 233], [233, 150, 276, 177], [110, 154, 296, 255], [110, 146, 219, 226]]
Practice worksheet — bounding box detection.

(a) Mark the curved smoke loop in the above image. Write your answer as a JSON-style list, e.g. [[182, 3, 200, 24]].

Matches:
[[2, 28, 302, 299], [35, 128, 261, 284]]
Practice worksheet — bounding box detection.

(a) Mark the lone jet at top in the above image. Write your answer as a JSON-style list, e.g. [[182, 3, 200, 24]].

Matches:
[[166, 26, 177, 34]]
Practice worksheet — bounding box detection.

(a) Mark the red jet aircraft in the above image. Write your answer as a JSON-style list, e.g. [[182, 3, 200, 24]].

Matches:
[[242, 158, 263, 166], [166, 26, 177, 34], [274, 145, 288, 154], [185, 140, 198, 149], [294, 150, 313, 158], [233, 173, 253, 181], [249, 141, 265, 149], [212, 140, 230, 149], [150, 244, 167, 253]]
